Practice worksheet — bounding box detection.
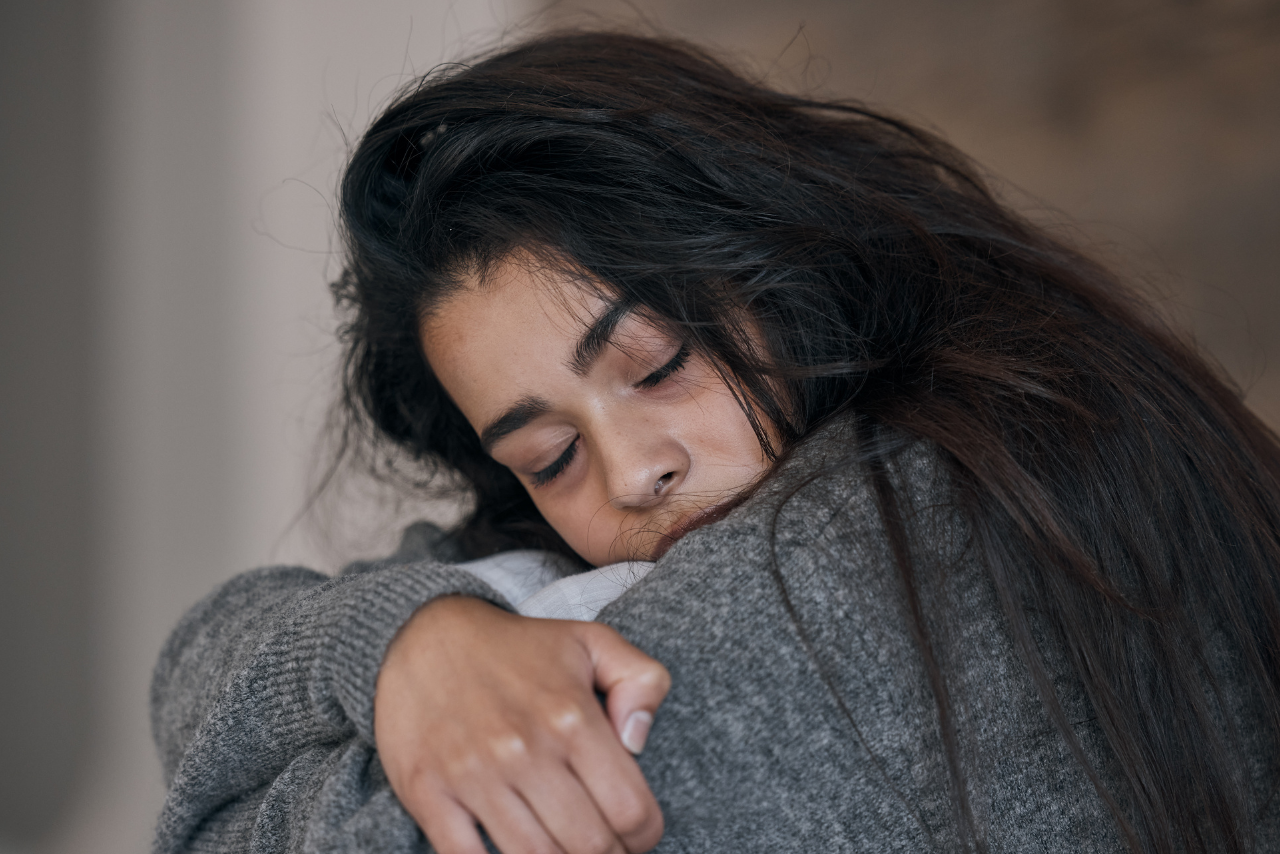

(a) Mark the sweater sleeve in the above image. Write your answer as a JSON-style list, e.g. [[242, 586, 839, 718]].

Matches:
[[150, 558, 509, 854]]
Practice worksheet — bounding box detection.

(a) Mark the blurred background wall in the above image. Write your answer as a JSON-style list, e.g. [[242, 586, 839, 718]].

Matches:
[[1, 2, 525, 853], [1, 1, 1276, 853]]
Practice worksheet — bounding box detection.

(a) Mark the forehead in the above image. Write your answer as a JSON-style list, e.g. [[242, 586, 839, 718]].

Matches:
[[419, 259, 607, 427]]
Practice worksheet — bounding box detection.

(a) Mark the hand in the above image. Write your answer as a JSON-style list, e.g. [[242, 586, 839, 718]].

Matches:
[[374, 596, 670, 854]]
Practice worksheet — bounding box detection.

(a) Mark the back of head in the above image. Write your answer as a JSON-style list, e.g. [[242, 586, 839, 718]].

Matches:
[[335, 31, 1280, 853]]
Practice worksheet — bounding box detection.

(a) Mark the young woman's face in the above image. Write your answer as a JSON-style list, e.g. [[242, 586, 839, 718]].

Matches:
[[421, 259, 774, 566]]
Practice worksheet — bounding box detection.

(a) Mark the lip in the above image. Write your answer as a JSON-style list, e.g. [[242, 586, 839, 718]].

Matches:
[[649, 498, 742, 561]]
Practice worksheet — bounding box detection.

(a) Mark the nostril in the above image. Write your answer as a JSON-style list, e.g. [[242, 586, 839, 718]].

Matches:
[[654, 472, 676, 495]]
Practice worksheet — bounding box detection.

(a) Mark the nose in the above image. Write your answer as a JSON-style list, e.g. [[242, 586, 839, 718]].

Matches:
[[601, 430, 689, 512]]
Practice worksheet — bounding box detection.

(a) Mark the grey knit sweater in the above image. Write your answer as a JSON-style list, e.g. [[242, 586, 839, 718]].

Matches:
[[150, 422, 1278, 853]]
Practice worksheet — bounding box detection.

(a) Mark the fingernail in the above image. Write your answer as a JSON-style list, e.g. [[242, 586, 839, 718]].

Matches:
[[621, 710, 652, 754]]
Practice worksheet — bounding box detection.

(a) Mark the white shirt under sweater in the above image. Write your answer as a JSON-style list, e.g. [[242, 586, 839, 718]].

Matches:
[[455, 550, 656, 621]]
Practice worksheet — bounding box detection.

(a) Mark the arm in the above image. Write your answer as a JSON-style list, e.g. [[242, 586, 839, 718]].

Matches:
[[151, 558, 668, 854], [150, 559, 505, 853]]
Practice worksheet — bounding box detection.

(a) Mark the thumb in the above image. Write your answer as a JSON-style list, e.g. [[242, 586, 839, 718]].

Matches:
[[575, 622, 671, 754]]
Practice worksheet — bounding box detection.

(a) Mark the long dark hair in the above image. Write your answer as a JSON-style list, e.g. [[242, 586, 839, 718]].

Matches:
[[333, 31, 1280, 852]]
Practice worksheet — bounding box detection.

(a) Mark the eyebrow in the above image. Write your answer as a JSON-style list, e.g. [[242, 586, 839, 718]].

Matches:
[[480, 300, 631, 453], [479, 396, 550, 452], [568, 300, 632, 377]]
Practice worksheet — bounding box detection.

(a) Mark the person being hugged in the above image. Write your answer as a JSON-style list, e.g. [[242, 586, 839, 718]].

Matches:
[[152, 31, 1280, 854]]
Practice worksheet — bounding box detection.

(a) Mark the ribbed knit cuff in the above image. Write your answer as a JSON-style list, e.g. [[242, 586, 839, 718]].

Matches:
[[323, 560, 511, 742]]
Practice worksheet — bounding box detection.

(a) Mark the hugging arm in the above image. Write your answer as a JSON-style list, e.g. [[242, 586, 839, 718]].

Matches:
[[151, 559, 667, 854], [150, 560, 503, 853]]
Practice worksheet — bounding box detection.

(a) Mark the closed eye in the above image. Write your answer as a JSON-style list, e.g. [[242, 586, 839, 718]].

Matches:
[[635, 343, 690, 390], [531, 435, 579, 487]]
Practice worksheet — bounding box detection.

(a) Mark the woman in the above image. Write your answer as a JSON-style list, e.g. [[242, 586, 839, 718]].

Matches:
[[151, 31, 1280, 854]]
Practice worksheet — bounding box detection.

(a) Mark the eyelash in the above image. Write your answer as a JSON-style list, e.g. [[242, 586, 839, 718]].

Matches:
[[635, 343, 690, 389], [532, 436, 579, 487], [530, 344, 689, 488]]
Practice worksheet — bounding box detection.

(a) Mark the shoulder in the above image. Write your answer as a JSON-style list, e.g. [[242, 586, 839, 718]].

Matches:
[[598, 423, 964, 849], [602, 417, 955, 679], [600, 420, 1125, 850], [617, 417, 955, 609]]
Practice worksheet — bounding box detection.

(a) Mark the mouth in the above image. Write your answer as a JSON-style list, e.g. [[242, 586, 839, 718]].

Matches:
[[648, 498, 743, 561]]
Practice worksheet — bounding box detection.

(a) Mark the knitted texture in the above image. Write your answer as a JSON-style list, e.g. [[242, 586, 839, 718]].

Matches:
[[150, 424, 1278, 852]]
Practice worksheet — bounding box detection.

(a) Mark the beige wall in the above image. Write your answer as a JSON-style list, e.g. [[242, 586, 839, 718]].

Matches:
[[1, 2, 527, 853]]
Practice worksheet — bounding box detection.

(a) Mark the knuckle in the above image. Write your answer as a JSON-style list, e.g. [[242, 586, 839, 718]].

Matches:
[[398, 777, 433, 813], [399, 758, 444, 798], [441, 749, 484, 780], [544, 702, 586, 737], [647, 663, 672, 693], [441, 730, 535, 780], [488, 732, 530, 766]]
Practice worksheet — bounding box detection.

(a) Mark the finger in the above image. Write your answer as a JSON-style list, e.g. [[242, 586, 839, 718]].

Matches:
[[575, 623, 671, 754], [515, 762, 625, 854], [413, 791, 489, 854], [462, 782, 566, 854], [561, 709, 665, 852]]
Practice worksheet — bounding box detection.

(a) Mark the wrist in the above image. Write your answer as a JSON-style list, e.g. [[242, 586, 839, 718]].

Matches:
[[329, 566, 508, 742]]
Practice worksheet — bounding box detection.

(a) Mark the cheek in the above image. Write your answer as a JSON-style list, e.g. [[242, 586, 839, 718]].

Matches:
[[530, 490, 605, 560], [683, 383, 769, 472]]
